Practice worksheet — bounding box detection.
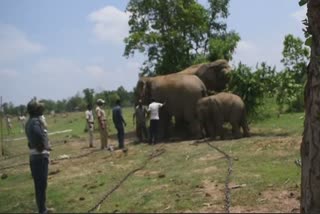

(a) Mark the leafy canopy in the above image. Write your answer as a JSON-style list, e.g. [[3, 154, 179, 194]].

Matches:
[[124, 0, 239, 76]]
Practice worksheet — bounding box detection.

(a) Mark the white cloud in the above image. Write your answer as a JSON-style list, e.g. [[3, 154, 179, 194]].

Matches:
[[0, 24, 44, 63], [232, 40, 283, 69], [291, 6, 307, 22], [88, 6, 130, 43]]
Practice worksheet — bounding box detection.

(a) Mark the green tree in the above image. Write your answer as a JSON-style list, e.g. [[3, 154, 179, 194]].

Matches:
[[275, 70, 304, 113], [227, 63, 264, 116], [207, 31, 240, 62], [281, 34, 310, 83], [83, 88, 95, 106], [66, 93, 85, 112], [124, 0, 239, 75], [275, 34, 310, 113]]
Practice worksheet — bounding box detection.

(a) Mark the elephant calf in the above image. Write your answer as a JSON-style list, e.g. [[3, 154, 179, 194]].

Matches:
[[196, 92, 250, 139]]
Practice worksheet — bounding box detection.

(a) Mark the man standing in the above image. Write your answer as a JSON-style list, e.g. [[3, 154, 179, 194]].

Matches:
[[85, 104, 94, 148], [6, 115, 12, 135], [95, 99, 108, 150], [25, 99, 53, 214], [133, 99, 148, 143], [148, 98, 165, 145], [112, 99, 127, 150]]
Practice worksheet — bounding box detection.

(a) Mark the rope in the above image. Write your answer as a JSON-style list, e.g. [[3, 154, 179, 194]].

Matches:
[[194, 138, 233, 213], [87, 146, 165, 213]]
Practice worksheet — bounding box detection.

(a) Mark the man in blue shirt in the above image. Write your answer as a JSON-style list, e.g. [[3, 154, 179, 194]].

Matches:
[[25, 99, 53, 214], [112, 99, 127, 150]]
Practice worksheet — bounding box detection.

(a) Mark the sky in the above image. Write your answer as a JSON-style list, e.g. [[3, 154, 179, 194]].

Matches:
[[0, 0, 307, 106]]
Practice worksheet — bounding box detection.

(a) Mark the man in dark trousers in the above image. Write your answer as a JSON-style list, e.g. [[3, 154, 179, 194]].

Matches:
[[147, 98, 165, 145], [25, 99, 54, 214], [112, 99, 127, 151]]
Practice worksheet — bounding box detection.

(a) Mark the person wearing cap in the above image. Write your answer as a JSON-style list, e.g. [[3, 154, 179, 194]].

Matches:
[[133, 99, 148, 143], [25, 99, 53, 214], [112, 99, 127, 150], [85, 104, 95, 148], [147, 98, 165, 145], [95, 99, 108, 150]]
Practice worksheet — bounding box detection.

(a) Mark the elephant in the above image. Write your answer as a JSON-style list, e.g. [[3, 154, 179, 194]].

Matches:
[[136, 74, 207, 139], [196, 92, 250, 139], [178, 59, 232, 92]]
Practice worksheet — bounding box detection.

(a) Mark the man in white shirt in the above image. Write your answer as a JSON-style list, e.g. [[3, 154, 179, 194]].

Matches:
[[147, 98, 165, 145], [85, 104, 94, 148]]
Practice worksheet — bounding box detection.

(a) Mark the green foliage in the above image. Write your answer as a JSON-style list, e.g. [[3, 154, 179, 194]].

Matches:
[[299, 0, 308, 6], [227, 63, 263, 116], [281, 34, 309, 84], [275, 34, 309, 113], [208, 31, 240, 61], [227, 62, 276, 116], [275, 70, 304, 113], [2, 87, 134, 116], [83, 88, 95, 106], [124, 0, 238, 76]]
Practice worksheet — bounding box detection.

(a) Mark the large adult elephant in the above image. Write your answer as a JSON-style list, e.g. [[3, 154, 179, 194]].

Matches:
[[196, 92, 250, 139], [136, 74, 207, 139], [179, 59, 232, 92]]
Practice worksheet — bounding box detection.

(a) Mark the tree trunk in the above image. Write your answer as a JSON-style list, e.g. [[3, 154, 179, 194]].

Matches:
[[301, 0, 320, 213]]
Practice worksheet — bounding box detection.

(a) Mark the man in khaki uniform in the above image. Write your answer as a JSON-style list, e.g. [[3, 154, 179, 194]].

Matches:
[[95, 99, 108, 150]]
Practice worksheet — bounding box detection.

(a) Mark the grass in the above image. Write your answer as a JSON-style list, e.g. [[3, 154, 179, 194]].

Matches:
[[0, 103, 303, 213]]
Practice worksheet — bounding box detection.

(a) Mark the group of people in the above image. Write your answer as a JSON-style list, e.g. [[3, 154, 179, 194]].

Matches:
[[24, 97, 164, 213], [133, 98, 165, 145], [85, 98, 127, 151], [85, 98, 165, 150]]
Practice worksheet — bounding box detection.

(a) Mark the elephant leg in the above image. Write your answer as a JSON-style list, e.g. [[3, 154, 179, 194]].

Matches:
[[204, 121, 210, 138], [241, 118, 250, 137], [188, 120, 202, 139], [216, 123, 225, 140], [159, 110, 171, 140], [231, 122, 242, 139]]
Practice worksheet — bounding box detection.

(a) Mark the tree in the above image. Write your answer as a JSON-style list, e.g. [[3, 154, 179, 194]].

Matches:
[[65, 93, 85, 112], [281, 34, 310, 83], [83, 88, 95, 106], [124, 0, 239, 76], [301, 0, 320, 213]]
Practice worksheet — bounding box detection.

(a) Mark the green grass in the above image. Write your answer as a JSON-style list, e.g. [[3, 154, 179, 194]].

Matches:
[[0, 103, 303, 213]]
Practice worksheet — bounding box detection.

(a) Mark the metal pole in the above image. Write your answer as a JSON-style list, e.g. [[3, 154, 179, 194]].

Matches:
[[0, 96, 4, 156]]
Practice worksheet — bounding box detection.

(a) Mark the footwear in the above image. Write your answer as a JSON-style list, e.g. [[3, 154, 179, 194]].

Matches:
[[45, 207, 55, 213]]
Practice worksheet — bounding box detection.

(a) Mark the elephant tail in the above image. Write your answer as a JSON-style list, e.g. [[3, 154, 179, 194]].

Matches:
[[241, 109, 250, 137]]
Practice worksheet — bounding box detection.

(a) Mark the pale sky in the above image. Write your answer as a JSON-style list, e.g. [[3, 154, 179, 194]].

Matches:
[[0, 0, 306, 105]]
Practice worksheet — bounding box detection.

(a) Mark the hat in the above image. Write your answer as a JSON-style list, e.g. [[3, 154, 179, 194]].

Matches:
[[96, 99, 105, 105]]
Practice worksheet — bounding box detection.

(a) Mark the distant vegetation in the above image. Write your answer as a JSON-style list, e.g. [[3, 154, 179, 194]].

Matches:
[[1, 86, 135, 115]]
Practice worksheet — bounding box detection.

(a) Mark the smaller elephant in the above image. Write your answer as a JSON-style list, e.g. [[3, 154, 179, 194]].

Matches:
[[196, 92, 250, 139]]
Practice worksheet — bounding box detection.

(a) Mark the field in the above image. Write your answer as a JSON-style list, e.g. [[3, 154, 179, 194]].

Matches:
[[0, 106, 303, 213]]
